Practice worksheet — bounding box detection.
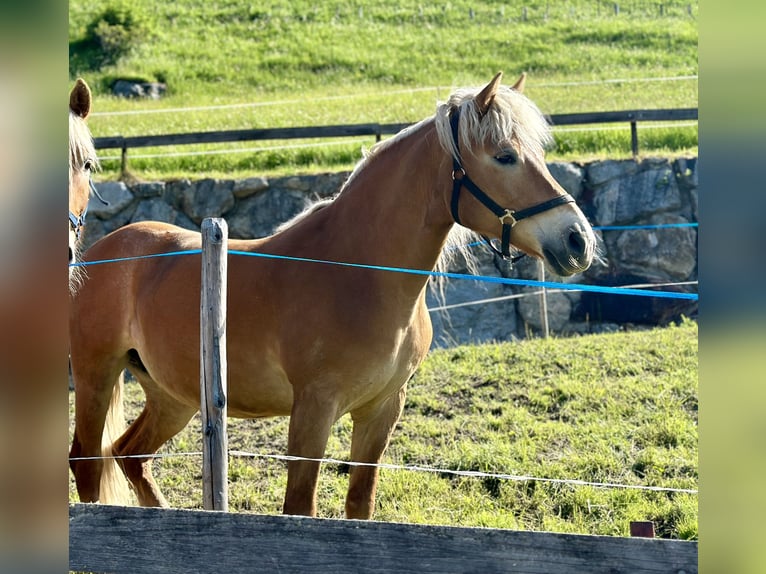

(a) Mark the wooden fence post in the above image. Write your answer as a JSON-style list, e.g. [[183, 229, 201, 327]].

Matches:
[[630, 521, 655, 538], [630, 120, 639, 158], [120, 145, 128, 176], [200, 217, 229, 511], [537, 259, 550, 338]]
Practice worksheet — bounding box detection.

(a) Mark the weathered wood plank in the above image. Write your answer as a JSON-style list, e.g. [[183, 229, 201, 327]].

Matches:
[[92, 109, 698, 151], [94, 124, 383, 149], [69, 504, 697, 574], [548, 108, 698, 126]]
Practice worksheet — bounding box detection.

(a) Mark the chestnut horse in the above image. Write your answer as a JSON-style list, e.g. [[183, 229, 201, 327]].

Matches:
[[69, 78, 99, 290], [69, 73, 596, 518]]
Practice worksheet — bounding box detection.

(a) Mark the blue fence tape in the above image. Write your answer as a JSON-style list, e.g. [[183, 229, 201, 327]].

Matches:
[[70, 249, 202, 267], [69, 244, 699, 301], [227, 250, 698, 301], [593, 222, 698, 231], [71, 248, 697, 301]]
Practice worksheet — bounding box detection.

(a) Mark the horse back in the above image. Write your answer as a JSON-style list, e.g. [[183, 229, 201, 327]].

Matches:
[[86, 221, 202, 260], [72, 221, 202, 351]]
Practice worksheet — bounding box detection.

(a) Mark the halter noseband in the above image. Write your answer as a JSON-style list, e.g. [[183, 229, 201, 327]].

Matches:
[[70, 178, 109, 240], [449, 108, 574, 260]]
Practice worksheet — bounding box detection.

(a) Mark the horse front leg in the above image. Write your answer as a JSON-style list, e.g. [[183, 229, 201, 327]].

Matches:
[[282, 392, 339, 517], [345, 385, 407, 520]]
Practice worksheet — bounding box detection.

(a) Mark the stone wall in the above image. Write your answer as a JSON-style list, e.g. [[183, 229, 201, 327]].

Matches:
[[83, 157, 698, 347]]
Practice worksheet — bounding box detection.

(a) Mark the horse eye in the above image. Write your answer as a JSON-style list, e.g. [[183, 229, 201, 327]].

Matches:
[[494, 152, 517, 166], [84, 159, 93, 171]]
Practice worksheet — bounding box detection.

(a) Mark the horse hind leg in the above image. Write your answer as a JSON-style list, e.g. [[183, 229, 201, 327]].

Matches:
[[99, 372, 133, 504], [345, 386, 407, 520], [70, 360, 132, 505], [112, 366, 197, 507]]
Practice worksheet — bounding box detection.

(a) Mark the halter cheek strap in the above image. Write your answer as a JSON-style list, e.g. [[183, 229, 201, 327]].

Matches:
[[69, 178, 110, 240], [69, 206, 87, 240], [449, 108, 574, 260]]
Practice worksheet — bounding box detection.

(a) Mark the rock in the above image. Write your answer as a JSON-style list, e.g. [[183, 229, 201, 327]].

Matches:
[[227, 188, 312, 239], [587, 159, 638, 187], [283, 176, 310, 191], [81, 201, 137, 250], [674, 157, 698, 189], [130, 199, 199, 231], [427, 249, 519, 347], [548, 161, 584, 200], [179, 179, 236, 224], [320, 172, 351, 197], [131, 199, 177, 224], [170, 210, 198, 231], [112, 80, 167, 100], [591, 159, 682, 226], [574, 270, 697, 325], [517, 289, 573, 333], [428, 277, 518, 347], [233, 177, 269, 199], [165, 179, 193, 211], [88, 182, 134, 218], [505, 256, 576, 334], [674, 157, 699, 222], [612, 216, 697, 281], [132, 181, 166, 199]]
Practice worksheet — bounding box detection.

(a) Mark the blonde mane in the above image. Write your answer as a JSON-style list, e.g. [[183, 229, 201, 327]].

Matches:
[[275, 197, 335, 233], [69, 111, 98, 184]]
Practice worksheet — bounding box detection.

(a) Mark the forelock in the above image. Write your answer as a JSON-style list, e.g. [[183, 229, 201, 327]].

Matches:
[[434, 84, 552, 161]]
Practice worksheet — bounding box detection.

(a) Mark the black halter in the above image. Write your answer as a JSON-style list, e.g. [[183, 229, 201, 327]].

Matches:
[[70, 178, 109, 240], [449, 108, 574, 260]]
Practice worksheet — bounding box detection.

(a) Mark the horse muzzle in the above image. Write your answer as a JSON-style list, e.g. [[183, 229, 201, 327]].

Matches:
[[541, 225, 595, 276]]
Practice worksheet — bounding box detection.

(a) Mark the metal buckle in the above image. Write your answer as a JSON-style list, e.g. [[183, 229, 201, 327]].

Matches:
[[452, 168, 465, 181], [499, 209, 517, 226]]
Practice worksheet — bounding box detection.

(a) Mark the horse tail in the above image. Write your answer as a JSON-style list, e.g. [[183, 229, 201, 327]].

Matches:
[[99, 372, 132, 505]]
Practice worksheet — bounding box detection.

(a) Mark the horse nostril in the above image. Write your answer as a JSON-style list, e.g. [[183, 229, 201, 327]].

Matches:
[[568, 229, 587, 257]]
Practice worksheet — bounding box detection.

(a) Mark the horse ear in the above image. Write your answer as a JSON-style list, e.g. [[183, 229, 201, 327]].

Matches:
[[474, 72, 503, 117], [511, 72, 527, 94], [70, 78, 92, 119]]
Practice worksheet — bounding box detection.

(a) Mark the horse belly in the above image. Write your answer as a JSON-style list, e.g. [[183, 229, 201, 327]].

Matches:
[[299, 318, 430, 416], [226, 356, 295, 418]]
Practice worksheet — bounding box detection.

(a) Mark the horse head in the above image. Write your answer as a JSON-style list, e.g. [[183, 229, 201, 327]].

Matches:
[[69, 78, 98, 285], [437, 72, 596, 276]]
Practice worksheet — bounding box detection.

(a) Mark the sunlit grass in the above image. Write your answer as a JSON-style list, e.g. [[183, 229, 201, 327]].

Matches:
[[71, 0, 698, 180], [69, 321, 698, 538]]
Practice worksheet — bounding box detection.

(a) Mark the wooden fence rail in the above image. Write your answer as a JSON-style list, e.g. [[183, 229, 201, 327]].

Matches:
[[69, 504, 698, 574], [93, 108, 698, 172]]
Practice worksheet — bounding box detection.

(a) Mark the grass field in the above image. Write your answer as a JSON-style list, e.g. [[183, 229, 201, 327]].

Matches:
[[68, 0, 698, 540], [68, 320, 698, 539], [68, 0, 698, 179]]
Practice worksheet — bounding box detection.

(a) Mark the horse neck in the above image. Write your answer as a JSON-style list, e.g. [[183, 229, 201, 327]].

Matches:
[[330, 120, 454, 272]]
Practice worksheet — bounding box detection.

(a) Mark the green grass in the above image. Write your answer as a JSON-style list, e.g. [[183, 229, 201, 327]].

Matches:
[[69, 320, 698, 539], [69, 0, 698, 179]]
